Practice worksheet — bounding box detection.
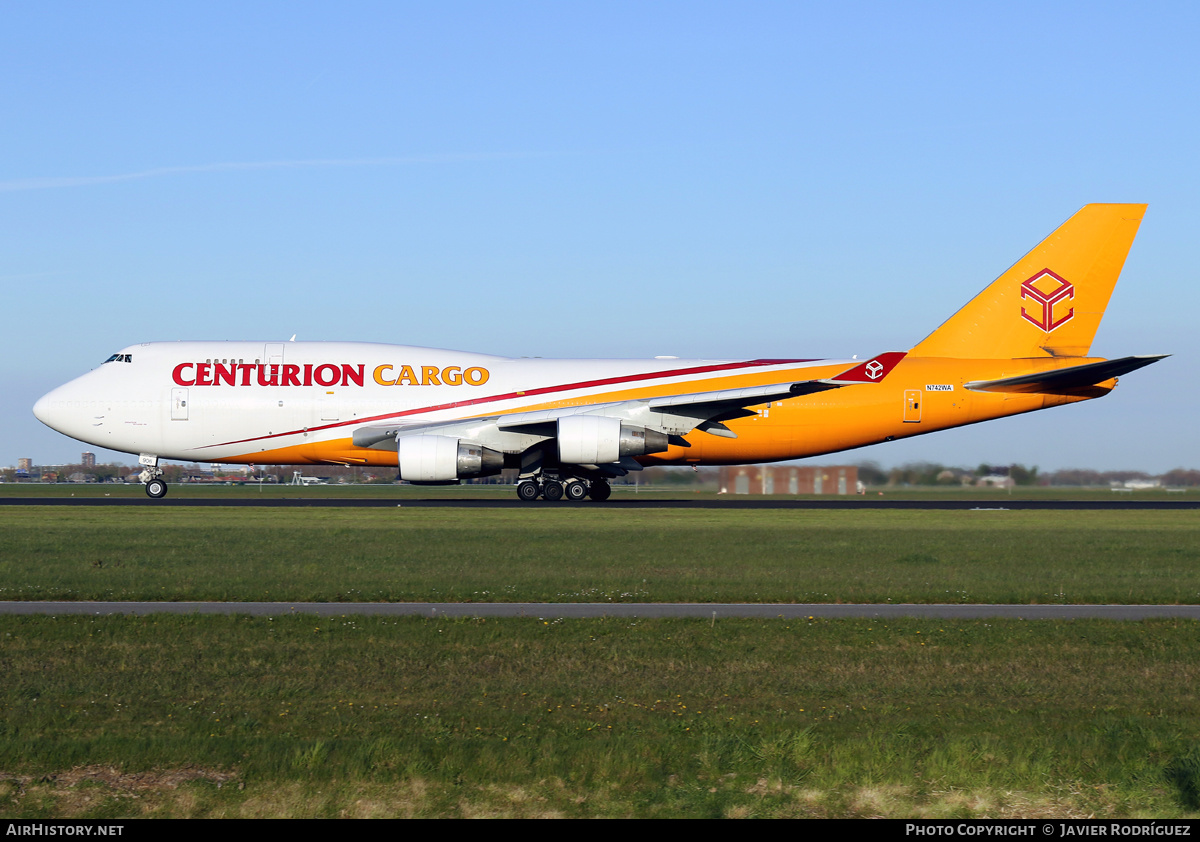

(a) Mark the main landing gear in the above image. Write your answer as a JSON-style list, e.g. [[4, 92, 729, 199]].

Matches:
[[515, 476, 611, 503]]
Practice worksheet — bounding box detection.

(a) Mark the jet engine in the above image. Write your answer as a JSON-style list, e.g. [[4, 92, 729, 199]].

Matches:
[[556, 416, 669, 464], [397, 435, 504, 482]]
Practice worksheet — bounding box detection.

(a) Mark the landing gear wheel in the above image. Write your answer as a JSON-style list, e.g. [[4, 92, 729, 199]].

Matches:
[[589, 480, 611, 502], [541, 480, 564, 502], [516, 480, 540, 502], [145, 479, 168, 499], [564, 480, 588, 502]]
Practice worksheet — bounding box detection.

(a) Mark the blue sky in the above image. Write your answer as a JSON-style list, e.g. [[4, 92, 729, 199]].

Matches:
[[3, 1, 1196, 472]]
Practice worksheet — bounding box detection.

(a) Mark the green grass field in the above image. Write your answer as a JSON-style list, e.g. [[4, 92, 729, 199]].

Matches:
[[0, 506, 1196, 604], [2, 499, 1198, 817], [1, 614, 1199, 818]]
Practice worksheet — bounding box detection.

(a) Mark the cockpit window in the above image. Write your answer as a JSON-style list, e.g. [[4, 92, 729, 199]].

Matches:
[[103, 354, 133, 363]]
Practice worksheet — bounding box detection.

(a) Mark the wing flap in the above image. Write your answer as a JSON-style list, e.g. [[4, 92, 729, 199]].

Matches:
[[647, 382, 811, 415]]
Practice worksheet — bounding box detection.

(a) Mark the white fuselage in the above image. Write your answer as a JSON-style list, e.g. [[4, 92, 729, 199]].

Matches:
[[33, 341, 829, 465]]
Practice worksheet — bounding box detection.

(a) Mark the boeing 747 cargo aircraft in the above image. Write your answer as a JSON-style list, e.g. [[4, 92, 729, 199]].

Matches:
[[34, 204, 1164, 501]]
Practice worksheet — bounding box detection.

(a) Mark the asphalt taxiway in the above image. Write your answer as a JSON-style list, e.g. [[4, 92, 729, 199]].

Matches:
[[1, 497, 1197, 509]]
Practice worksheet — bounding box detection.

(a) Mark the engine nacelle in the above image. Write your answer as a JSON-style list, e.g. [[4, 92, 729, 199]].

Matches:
[[556, 416, 669, 464], [397, 435, 504, 482]]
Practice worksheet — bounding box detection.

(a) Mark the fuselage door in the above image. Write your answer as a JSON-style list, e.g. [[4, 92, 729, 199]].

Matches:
[[171, 388, 189, 421], [903, 389, 922, 423], [319, 389, 340, 422]]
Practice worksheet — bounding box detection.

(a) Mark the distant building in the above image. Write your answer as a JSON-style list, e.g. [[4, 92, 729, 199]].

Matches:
[[1122, 479, 1162, 489], [719, 465, 858, 495], [977, 474, 1015, 489], [82, 452, 96, 468], [17, 458, 32, 472]]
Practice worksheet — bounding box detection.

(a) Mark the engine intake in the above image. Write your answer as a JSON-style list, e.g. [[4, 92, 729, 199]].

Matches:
[[556, 416, 669, 464], [397, 435, 504, 482]]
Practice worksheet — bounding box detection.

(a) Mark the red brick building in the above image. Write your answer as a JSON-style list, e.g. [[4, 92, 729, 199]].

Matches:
[[718, 465, 859, 495]]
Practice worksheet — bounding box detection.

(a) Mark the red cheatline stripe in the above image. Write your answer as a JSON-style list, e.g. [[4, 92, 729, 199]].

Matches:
[[196, 357, 819, 450]]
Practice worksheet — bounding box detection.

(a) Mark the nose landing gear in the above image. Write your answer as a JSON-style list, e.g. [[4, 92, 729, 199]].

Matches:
[[138, 454, 167, 499], [144, 477, 168, 499]]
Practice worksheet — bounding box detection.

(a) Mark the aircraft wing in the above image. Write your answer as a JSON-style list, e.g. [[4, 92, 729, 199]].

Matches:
[[491, 383, 812, 442], [352, 352, 906, 450], [640, 350, 909, 438]]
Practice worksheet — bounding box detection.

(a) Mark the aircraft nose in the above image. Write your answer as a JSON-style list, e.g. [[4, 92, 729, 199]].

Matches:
[[33, 385, 71, 434], [34, 391, 56, 429]]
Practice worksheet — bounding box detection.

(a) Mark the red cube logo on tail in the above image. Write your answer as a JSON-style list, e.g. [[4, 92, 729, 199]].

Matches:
[[1020, 269, 1075, 332]]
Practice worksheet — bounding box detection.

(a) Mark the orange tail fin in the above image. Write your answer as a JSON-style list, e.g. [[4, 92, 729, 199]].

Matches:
[[910, 204, 1146, 359]]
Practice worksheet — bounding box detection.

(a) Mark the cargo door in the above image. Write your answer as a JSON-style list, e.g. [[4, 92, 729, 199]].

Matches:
[[171, 388, 189, 421], [903, 389, 922, 423]]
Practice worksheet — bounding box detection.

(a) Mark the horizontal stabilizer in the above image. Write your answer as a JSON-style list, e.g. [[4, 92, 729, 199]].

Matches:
[[966, 354, 1167, 394]]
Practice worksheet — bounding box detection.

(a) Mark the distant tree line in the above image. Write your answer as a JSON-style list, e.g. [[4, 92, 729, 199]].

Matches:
[[852, 461, 1200, 488]]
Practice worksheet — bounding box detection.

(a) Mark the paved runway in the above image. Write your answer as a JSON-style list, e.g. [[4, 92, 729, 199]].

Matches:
[[2, 497, 1197, 509], [3, 601, 1198, 620]]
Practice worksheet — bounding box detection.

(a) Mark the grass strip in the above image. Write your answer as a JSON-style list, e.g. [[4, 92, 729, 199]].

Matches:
[[1, 614, 1199, 817], [1, 507, 1197, 604]]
